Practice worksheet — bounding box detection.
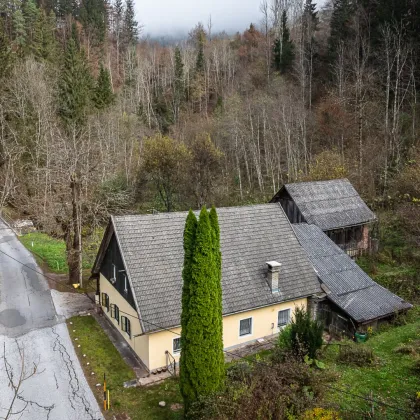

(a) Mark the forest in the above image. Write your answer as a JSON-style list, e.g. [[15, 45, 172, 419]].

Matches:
[[0, 0, 420, 284]]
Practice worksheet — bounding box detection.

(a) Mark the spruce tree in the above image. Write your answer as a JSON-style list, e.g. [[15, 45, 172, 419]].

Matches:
[[93, 64, 114, 109], [123, 0, 138, 46], [179, 210, 197, 411], [58, 28, 93, 127], [328, 0, 356, 63], [173, 46, 184, 120], [180, 206, 225, 414], [195, 30, 205, 75], [273, 10, 294, 73]]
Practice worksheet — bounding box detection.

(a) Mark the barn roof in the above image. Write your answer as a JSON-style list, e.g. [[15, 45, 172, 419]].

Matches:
[[94, 204, 321, 333], [271, 179, 376, 230], [293, 224, 412, 324]]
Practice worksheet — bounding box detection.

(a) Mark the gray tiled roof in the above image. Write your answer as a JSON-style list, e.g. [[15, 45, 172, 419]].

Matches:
[[112, 204, 321, 333], [284, 179, 376, 230], [293, 224, 412, 323]]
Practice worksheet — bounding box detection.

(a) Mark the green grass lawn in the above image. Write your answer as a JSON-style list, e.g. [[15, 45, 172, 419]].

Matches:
[[322, 319, 420, 419], [20, 232, 69, 273], [20, 230, 103, 274], [68, 315, 183, 420]]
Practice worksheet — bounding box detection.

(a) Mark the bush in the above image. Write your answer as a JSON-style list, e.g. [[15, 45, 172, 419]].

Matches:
[[412, 358, 420, 376], [189, 358, 334, 420], [301, 407, 342, 420], [394, 344, 417, 355], [337, 344, 374, 367], [274, 307, 324, 361]]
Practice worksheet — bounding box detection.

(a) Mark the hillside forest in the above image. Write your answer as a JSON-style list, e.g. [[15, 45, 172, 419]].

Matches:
[[1, 0, 420, 284]]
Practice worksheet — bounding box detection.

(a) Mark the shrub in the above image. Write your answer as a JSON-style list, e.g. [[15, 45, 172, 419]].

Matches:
[[412, 358, 420, 376], [394, 344, 417, 355], [337, 344, 374, 367], [274, 307, 324, 361], [189, 358, 333, 420], [301, 407, 342, 420]]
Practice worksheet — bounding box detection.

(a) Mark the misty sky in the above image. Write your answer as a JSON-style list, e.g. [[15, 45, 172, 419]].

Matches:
[[136, 1, 328, 37], [136, 0, 265, 36]]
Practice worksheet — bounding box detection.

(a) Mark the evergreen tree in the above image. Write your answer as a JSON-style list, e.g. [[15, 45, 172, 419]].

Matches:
[[328, 0, 356, 63], [173, 46, 184, 120], [58, 28, 93, 127], [12, 8, 26, 49], [209, 206, 225, 386], [179, 210, 198, 412], [273, 10, 294, 73], [0, 22, 13, 79], [33, 10, 58, 61], [123, 0, 138, 45], [93, 64, 114, 109], [180, 206, 225, 414], [79, 0, 107, 44], [23, 0, 40, 51], [195, 29, 205, 74]]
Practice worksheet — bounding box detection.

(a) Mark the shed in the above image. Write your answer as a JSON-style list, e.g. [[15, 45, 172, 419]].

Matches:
[[293, 223, 411, 334]]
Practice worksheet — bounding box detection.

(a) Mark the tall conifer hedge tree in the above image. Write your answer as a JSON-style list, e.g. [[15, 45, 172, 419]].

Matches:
[[180, 206, 225, 415], [179, 209, 197, 406]]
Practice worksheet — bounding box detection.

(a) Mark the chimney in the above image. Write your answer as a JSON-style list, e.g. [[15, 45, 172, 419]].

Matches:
[[266, 261, 281, 293]]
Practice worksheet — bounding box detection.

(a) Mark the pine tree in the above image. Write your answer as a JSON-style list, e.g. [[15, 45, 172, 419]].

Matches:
[[180, 206, 225, 414], [33, 9, 57, 61], [273, 10, 294, 73], [93, 64, 114, 109], [179, 210, 197, 411], [58, 27, 93, 127], [123, 0, 138, 46]]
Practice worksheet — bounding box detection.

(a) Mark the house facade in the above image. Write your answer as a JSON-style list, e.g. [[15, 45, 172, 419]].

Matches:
[[92, 204, 321, 372], [270, 179, 377, 257]]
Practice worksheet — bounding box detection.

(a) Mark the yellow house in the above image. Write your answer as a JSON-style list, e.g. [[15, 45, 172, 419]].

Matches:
[[91, 204, 321, 372]]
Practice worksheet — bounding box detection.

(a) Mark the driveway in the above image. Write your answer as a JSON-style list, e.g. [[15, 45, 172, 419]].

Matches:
[[0, 220, 102, 419]]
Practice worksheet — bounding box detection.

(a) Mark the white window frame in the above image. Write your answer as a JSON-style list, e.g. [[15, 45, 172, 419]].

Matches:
[[239, 316, 253, 338], [278, 308, 291, 330], [173, 337, 181, 354], [124, 274, 128, 294], [112, 264, 116, 281]]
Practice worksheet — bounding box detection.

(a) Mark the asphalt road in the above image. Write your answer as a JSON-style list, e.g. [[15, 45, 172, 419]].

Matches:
[[0, 220, 102, 420]]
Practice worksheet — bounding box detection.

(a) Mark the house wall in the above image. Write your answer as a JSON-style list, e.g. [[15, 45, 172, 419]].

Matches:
[[272, 189, 305, 224], [147, 298, 308, 371], [99, 274, 149, 368]]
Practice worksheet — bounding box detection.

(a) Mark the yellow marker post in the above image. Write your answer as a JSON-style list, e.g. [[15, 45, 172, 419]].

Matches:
[[103, 373, 107, 410], [107, 390, 110, 410]]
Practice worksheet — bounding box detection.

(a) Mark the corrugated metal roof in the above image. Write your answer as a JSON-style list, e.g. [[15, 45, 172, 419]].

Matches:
[[283, 179, 376, 230], [293, 224, 412, 323], [108, 204, 320, 333]]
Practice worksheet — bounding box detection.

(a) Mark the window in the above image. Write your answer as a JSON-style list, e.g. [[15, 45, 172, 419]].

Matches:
[[121, 316, 131, 339], [110, 304, 120, 324], [278, 309, 290, 328], [124, 275, 128, 294], [173, 337, 181, 354], [239, 317, 252, 337], [112, 264, 116, 280], [101, 293, 109, 312]]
